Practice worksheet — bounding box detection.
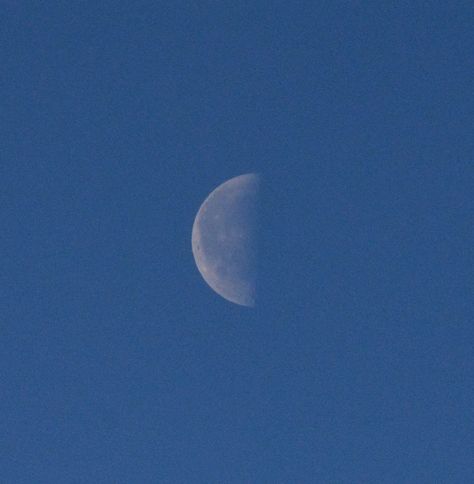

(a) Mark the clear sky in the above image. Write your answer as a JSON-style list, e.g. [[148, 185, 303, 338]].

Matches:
[[2, 2, 473, 482]]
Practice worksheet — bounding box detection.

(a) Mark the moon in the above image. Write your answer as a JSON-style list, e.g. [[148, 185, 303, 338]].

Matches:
[[192, 173, 259, 307]]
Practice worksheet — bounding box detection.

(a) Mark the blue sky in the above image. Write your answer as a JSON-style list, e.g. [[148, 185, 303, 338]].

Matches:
[[2, 2, 473, 482]]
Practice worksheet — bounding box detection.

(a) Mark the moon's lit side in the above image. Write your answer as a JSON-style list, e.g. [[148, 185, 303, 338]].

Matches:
[[192, 174, 259, 307]]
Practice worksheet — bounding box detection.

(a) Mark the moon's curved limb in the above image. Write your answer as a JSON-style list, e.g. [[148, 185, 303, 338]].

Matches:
[[192, 174, 259, 307]]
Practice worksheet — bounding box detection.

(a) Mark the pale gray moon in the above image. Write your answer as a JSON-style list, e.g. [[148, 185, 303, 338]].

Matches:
[[192, 173, 259, 307]]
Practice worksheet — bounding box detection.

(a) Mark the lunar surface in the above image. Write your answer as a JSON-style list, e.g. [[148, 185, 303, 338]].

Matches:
[[192, 174, 259, 307]]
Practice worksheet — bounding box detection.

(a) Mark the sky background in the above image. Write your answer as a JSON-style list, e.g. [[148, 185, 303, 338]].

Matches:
[[2, 2, 473, 483]]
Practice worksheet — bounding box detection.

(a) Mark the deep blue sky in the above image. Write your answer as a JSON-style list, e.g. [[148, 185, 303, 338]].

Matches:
[[2, 2, 473, 482]]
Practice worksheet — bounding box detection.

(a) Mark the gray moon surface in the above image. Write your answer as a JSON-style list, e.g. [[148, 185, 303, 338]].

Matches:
[[192, 173, 259, 307]]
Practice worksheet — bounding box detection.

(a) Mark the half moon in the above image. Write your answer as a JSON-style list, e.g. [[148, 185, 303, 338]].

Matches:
[[192, 173, 259, 307]]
